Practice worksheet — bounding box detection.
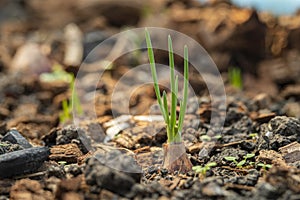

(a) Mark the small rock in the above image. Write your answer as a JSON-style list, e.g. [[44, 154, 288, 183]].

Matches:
[[160, 168, 168, 177], [281, 85, 300, 100], [85, 154, 141, 198], [10, 179, 53, 200], [0, 122, 7, 136], [47, 164, 66, 179], [99, 189, 120, 200], [64, 164, 83, 177], [269, 116, 300, 136], [202, 182, 226, 197], [10, 43, 52, 75], [253, 183, 281, 199], [245, 169, 259, 186], [252, 93, 270, 110], [225, 107, 246, 126], [240, 141, 255, 151], [283, 102, 300, 118], [94, 150, 142, 179], [56, 126, 89, 154], [2, 129, 32, 149]]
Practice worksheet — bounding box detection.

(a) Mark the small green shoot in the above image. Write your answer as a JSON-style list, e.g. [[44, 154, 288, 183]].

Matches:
[[0, 142, 10, 147], [59, 99, 72, 123], [200, 135, 222, 142], [200, 135, 211, 142], [224, 156, 238, 165], [192, 162, 217, 177], [249, 133, 258, 140], [58, 161, 67, 166], [40, 64, 82, 124], [257, 163, 272, 171], [237, 153, 255, 167], [224, 153, 255, 167], [59, 75, 83, 124], [228, 66, 242, 90], [39, 64, 73, 83], [145, 29, 189, 144]]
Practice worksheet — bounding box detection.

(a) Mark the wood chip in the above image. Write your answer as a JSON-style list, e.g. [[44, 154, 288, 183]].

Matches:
[[225, 183, 254, 191], [279, 142, 300, 163], [169, 177, 181, 190], [77, 151, 93, 165], [49, 143, 83, 163], [187, 143, 203, 153], [252, 112, 276, 123], [256, 149, 287, 167], [279, 142, 300, 155]]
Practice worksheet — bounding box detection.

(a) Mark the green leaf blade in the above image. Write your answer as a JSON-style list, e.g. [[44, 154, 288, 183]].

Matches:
[[168, 35, 177, 138], [145, 28, 167, 123], [178, 45, 189, 133], [162, 91, 169, 124]]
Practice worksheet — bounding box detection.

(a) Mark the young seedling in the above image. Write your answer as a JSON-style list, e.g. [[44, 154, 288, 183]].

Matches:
[[58, 161, 67, 166], [192, 162, 217, 177], [237, 153, 255, 167], [40, 64, 82, 124], [257, 163, 272, 171], [145, 28, 192, 173], [200, 135, 222, 142], [249, 133, 258, 140], [224, 156, 238, 165], [59, 75, 83, 124], [224, 153, 255, 167], [59, 99, 72, 123], [228, 66, 242, 90], [39, 64, 73, 83]]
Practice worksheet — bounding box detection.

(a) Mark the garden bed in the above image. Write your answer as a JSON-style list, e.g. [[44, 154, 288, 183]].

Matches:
[[0, 0, 300, 200]]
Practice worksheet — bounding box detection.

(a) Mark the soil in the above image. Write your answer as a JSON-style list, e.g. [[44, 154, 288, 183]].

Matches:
[[0, 0, 300, 200]]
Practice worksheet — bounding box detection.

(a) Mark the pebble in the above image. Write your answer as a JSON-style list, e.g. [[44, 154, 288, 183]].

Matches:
[[85, 155, 140, 198], [47, 165, 66, 179], [2, 129, 32, 149], [269, 116, 300, 136]]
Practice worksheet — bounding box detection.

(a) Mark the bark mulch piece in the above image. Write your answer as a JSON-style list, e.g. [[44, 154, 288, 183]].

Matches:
[[49, 143, 83, 163]]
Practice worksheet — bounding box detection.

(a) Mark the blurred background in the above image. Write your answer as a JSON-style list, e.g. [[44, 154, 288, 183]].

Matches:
[[0, 0, 300, 118]]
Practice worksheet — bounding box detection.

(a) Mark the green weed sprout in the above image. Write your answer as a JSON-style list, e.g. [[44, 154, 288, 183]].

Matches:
[[257, 163, 272, 171], [59, 99, 71, 123], [224, 156, 238, 165], [39, 65, 82, 124], [59, 75, 83, 124], [224, 153, 255, 167], [249, 133, 259, 140], [200, 135, 222, 142], [39, 64, 73, 83], [145, 29, 189, 144], [228, 66, 242, 90], [58, 161, 67, 166], [192, 162, 217, 177]]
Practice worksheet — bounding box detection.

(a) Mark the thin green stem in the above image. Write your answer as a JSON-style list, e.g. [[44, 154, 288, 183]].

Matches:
[[168, 35, 177, 140], [178, 45, 189, 134], [145, 29, 168, 122], [162, 91, 169, 125], [145, 29, 189, 144]]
